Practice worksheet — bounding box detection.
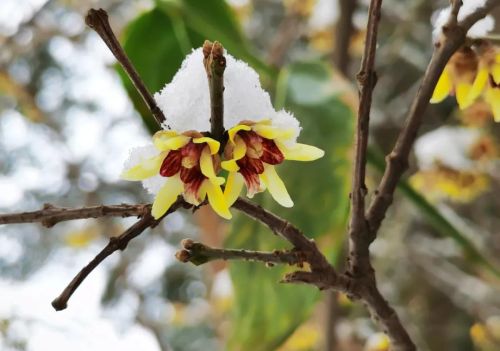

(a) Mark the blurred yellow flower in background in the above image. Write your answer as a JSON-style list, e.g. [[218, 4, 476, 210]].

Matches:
[[410, 164, 489, 203], [431, 47, 479, 109]]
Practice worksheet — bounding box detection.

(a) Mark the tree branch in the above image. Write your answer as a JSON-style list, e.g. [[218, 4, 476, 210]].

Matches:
[[175, 239, 306, 267], [203, 40, 226, 142], [342, 1, 417, 349], [232, 198, 348, 288], [0, 203, 150, 227], [348, 0, 382, 277], [51, 199, 185, 311], [85, 8, 167, 127], [366, 0, 500, 239]]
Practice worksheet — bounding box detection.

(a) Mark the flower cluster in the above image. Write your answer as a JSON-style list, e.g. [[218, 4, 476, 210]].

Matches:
[[431, 43, 500, 121], [431, 1, 500, 121], [411, 126, 496, 203], [121, 49, 324, 219]]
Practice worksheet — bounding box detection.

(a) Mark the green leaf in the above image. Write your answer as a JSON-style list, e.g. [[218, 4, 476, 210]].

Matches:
[[226, 62, 355, 351], [120, 8, 188, 133], [157, 0, 274, 79], [367, 147, 500, 278]]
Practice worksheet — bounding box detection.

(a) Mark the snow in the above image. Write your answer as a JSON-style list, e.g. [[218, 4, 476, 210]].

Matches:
[[154, 48, 301, 139], [414, 126, 480, 171], [432, 0, 494, 41]]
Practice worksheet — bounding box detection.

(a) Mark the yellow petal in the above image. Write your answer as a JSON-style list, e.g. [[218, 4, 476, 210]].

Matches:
[[430, 68, 452, 103], [260, 164, 293, 207], [277, 141, 325, 161], [202, 181, 232, 219], [153, 131, 190, 151], [233, 136, 247, 160], [151, 175, 184, 219], [200, 147, 216, 178], [252, 124, 295, 140], [456, 83, 473, 109], [228, 124, 251, 144], [121, 153, 165, 180], [485, 88, 500, 122], [199, 147, 225, 185], [193, 136, 220, 154], [224, 171, 245, 207], [492, 63, 500, 85], [468, 68, 489, 103], [221, 160, 240, 172]]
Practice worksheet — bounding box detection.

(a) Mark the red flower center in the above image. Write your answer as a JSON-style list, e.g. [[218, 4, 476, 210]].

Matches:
[[159, 141, 207, 199], [235, 130, 285, 195]]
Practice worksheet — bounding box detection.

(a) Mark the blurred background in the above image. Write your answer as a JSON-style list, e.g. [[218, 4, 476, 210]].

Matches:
[[1, 0, 500, 350]]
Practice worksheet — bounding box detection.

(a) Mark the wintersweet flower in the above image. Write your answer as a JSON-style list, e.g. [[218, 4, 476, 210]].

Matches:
[[122, 47, 319, 216], [222, 120, 324, 208], [466, 44, 500, 121], [122, 130, 231, 220], [431, 47, 479, 109]]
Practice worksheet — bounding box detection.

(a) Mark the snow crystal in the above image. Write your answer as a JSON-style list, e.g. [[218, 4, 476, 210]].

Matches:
[[432, 0, 494, 41], [414, 126, 480, 171], [154, 48, 300, 139]]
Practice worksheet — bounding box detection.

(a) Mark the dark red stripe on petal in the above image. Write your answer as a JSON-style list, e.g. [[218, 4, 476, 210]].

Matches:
[[160, 150, 182, 177], [239, 130, 262, 145], [180, 165, 203, 184], [183, 169, 206, 204], [239, 167, 261, 196], [260, 139, 284, 165], [181, 141, 204, 158], [237, 156, 264, 174]]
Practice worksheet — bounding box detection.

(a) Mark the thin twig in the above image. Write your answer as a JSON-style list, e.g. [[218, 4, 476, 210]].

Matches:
[[85, 8, 167, 127], [51, 200, 185, 311], [175, 239, 306, 266], [203, 40, 226, 142], [0, 203, 150, 227]]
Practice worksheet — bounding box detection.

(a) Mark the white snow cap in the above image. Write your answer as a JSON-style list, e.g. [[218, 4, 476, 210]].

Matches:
[[414, 126, 480, 171], [154, 48, 301, 141], [432, 0, 495, 41]]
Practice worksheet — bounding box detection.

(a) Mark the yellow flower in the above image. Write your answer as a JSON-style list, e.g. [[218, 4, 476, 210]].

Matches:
[[431, 47, 479, 109], [221, 120, 324, 208], [466, 44, 500, 122], [410, 164, 489, 203], [365, 333, 390, 351], [122, 130, 231, 220]]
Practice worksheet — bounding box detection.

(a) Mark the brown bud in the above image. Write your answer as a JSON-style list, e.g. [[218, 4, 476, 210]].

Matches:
[[181, 238, 195, 249], [175, 250, 191, 263]]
